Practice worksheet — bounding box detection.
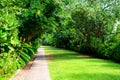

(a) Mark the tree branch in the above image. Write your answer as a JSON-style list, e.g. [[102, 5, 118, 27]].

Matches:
[[102, 1, 115, 10]]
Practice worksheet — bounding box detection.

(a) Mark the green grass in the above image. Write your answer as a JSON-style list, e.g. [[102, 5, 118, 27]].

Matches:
[[44, 46, 120, 80]]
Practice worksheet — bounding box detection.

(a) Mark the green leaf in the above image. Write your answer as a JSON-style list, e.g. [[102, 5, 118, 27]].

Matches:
[[20, 51, 30, 63]]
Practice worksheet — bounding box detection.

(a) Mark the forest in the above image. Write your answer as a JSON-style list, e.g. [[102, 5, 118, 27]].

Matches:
[[0, 0, 120, 79]]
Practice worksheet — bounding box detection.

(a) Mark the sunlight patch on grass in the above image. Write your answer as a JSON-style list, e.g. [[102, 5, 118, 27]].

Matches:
[[44, 46, 120, 80]]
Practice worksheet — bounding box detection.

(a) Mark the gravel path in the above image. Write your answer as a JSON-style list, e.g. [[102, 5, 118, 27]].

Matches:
[[11, 47, 50, 80]]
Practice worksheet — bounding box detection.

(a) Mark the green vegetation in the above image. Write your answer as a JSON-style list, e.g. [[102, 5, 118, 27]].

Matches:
[[43, 0, 120, 62], [44, 46, 120, 80], [0, 0, 120, 79], [0, 0, 58, 79]]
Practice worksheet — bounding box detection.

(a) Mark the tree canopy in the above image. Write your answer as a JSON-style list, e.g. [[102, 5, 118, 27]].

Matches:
[[0, 0, 120, 79]]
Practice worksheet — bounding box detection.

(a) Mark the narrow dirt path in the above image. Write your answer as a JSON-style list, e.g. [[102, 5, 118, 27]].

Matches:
[[11, 47, 50, 80]]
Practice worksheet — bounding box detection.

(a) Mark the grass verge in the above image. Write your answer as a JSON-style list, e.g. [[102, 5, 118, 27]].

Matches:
[[44, 46, 120, 80]]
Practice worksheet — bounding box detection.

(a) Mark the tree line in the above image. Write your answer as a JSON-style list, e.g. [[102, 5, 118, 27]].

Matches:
[[0, 0, 120, 79]]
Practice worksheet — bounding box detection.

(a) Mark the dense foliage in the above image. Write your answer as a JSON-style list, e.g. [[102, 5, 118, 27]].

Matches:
[[0, 0, 57, 79], [42, 0, 120, 62], [0, 0, 120, 79]]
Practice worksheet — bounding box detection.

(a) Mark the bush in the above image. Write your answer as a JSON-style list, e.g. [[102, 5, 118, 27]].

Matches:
[[97, 34, 120, 62]]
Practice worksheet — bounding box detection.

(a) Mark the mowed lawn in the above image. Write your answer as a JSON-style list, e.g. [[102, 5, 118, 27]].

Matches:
[[44, 46, 120, 80]]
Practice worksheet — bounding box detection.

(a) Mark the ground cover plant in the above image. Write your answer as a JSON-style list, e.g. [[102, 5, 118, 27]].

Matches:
[[0, 0, 57, 79], [44, 46, 120, 80], [0, 0, 120, 79]]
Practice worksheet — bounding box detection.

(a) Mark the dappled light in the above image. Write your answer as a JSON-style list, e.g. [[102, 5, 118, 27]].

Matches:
[[44, 46, 120, 80], [0, 0, 120, 80]]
